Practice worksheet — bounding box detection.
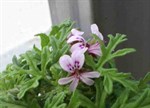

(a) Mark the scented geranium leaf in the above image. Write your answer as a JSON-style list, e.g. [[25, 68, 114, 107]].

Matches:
[[41, 46, 51, 74], [33, 45, 41, 56], [97, 34, 127, 69], [68, 90, 96, 108], [68, 91, 80, 108], [35, 33, 49, 49], [44, 92, 66, 108], [139, 72, 150, 89], [123, 88, 150, 108], [103, 75, 113, 94], [27, 98, 41, 108], [23, 51, 40, 74], [95, 79, 107, 108], [49, 26, 60, 36], [50, 36, 59, 51], [59, 22, 74, 42], [12, 55, 21, 67], [108, 59, 116, 68], [111, 90, 129, 108], [50, 63, 62, 84], [79, 92, 96, 108], [85, 54, 96, 69], [111, 48, 136, 59], [60, 43, 69, 55], [114, 79, 138, 92], [101, 68, 137, 92], [0, 100, 26, 108], [49, 19, 74, 37], [17, 76, 41, 99], [101, 68, 117, 94]]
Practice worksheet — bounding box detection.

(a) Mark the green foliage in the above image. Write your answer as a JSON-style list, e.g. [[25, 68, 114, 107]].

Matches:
[[44, 92, 67, 108], [0, 20, 150, 108]]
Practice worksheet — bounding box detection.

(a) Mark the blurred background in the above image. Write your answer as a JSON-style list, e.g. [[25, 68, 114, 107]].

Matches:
[[0, 0, 150, 79]]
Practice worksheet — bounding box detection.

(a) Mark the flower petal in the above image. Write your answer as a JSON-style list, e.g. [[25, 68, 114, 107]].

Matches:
[[69, 78, 79, 91], [71, 51, 85, 69], [70, 43, 88, 53], [81, 72, 100, 78], [67, 35, 85, 44], [88, 43, 102, 56], [71, 29, 84, 36], [91, 24, 104, 40], [58, 76, 74, 85], [80, 75, 94, 86], [59, 55, 74, 73]]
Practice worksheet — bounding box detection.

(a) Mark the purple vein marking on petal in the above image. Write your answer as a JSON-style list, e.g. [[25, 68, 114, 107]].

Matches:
[[74, 61, 80, 69]]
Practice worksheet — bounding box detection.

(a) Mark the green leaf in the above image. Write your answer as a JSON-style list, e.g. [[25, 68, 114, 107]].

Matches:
[[27, 98, 41, 108], [50, 36, 59, 51], [123, 89, 150, 108], [44, 92, 66, 108], [101, 68, 137, 92], [12, 55, 20, 66], [41, 46, 51, 74], [95, 79, 107, 108], [33, 44, 41, 56], [103, 75, 113, 94], [17, 76, 41, 99], [68, 91, 80, 108], [97, 34, 128, 69], [35, 33, 49, 49], [49, 26, 60, 36], [111, 48, 136, 59], [0, 100, 26, 108], [111, 90, 129, 108], [68, 90, 96, 108], [85, 54, 96, 69], [139, 72, 150, 89], [23, 51, 40, 74]]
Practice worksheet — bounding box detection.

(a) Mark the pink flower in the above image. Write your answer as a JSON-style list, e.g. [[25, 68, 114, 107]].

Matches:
[[58, 51, 100, 91], [70, 39, 102, 56], [88, 42, 102, 56], [71, 29, 84, 36], [67, 29, 85, 44], [67, 24, 103, 56], [91, 24, 104, 41]]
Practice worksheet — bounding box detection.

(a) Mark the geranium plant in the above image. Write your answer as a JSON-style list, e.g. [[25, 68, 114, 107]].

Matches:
[[0, 20, 150, 108]]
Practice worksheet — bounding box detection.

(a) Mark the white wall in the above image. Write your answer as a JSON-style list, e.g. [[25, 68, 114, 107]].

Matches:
[[0, 0, 51, 55], [0, 0, 52, 71]]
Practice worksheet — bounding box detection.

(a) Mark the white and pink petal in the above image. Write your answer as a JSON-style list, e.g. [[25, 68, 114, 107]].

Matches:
[[71, 51, 85, 69], [59, 55, 74, 73], [67, 35, 85, 44], [69, 78, 79, 91], [70, 43, 88, 54], [71, 29, 84, 36], [81, 72, 100, 78], [88, 43, 102, 56], [91, 24, 104, 41], [58, 76, 74, 85], [80, 75, 94, 86]]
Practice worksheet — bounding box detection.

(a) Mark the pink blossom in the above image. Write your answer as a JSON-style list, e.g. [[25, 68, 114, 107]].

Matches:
[[58, 51, 100, 91], [91, 24, 104, 41], [67, 25, 103, 56], [67, 29, 85, 44], [88, 42, 102, 56], [70, 42, 102, 56], [71, 29, 84, 36]]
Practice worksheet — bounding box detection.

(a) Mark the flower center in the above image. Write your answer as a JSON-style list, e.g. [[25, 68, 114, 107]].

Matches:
[[71, 69, 80, 79]]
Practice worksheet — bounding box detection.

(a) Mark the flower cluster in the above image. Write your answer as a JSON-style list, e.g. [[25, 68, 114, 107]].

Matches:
[[58, 24, 103, 91]]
